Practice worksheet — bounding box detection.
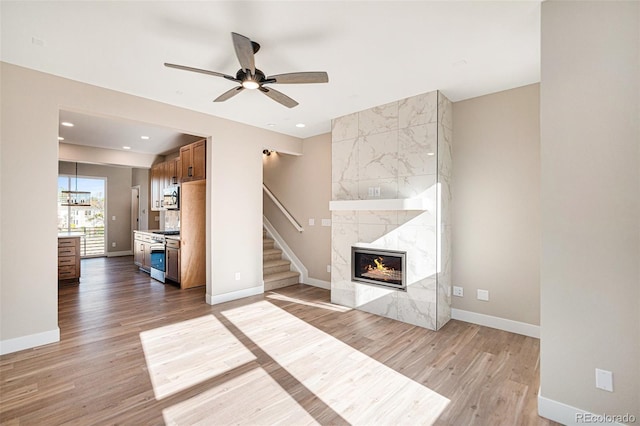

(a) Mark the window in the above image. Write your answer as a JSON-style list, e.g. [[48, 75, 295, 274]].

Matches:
[[58, 175, 106, 257]]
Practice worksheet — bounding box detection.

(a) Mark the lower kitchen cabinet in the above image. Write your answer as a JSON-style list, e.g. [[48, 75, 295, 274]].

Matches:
[[134, 231, 153, 271], [165, 238, 180, 283], [58, 236, 80, 283]]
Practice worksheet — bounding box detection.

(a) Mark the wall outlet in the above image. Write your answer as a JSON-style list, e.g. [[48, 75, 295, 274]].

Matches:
[[327, 265, 331, 273], [477, 289, 489, 301], [308, 218, 315, 226], [453, 286, 464, 297], [234, 272, 241, 281], [111, 242, 116, 248], [374, 187, 381, 197], [595, 369, 613, 392], [321, 218, 331, 227]]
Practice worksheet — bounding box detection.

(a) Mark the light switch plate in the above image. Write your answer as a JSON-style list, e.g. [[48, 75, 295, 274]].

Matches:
[[321, 219, 331, 227], [327, 265, 331, 273], [308, 218, 315, 226], [235, 272, 241, 281]]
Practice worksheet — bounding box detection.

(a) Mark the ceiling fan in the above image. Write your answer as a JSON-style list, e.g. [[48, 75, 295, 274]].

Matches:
[[165, 32, 329, 108]]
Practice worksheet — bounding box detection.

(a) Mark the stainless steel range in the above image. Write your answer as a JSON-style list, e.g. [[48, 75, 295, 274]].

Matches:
[[149, 230, 180, 283]]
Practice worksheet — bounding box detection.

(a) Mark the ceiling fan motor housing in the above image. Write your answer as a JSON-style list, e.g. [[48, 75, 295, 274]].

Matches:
[[237, 68, 266, 84]]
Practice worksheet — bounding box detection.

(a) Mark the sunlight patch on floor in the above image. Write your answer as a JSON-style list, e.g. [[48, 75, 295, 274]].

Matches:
[[222, 301, 450, 425], [162, 366, 318, 425], [266, 292, 353, 312], [140, 315, 256, 400]]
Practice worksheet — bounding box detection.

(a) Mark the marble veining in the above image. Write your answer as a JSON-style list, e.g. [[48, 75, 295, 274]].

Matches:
[[358, 102, 398, 136], [332, 138, 359, 183], [397, 123, 437, 177], [332, 181, 359, 201], [331, 90, 452, 331], [331, 112, 358, 142], [358, 131, 398, 180], [398, 91, 438, 129], [397, 175, 436, 199]]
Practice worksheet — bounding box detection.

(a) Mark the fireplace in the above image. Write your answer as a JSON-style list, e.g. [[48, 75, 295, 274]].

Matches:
[[351, 247, 407, 291]]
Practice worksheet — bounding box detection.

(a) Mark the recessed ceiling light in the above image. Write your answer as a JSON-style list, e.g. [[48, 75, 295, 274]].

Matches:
[[58, 136, 64, 141], [140, 136, 150, 140], [267, 123, 276, 127], [61, 122, 74, 127], [295, 123, 306, 128], [123, 146, 131, 150], [427, 152, 435, 156]]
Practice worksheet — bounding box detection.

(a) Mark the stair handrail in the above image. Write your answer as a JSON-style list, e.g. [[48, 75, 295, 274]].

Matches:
[[263, 183, 304, 232]]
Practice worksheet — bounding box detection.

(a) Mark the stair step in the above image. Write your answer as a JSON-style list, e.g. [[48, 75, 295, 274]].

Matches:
[[263, 239, 274, 249], [263, 248, 282, 262], [264, 270, 300, 291], [263, 259, 291, 275]]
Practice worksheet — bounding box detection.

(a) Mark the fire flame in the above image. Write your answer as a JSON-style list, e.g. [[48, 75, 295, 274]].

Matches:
[[366, 257, 395, 276]]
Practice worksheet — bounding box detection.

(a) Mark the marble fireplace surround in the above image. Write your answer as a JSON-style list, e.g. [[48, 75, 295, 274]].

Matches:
[[330, 90, 452, 331]]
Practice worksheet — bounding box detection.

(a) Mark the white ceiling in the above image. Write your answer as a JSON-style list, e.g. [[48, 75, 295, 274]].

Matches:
[[1, 1, 541, 149]]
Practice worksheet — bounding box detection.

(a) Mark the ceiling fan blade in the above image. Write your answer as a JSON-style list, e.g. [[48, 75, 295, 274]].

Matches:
[[231, 32, 256, 75], [266, 72, 329, 84], [259, 87, 298, 108], [164, 63, 237, 81], [214, 86, 244, 102]]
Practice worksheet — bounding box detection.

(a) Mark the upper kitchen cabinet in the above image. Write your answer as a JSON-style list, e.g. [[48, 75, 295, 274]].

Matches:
[[165, 157, 180, 187], [150, 162, 164, 211], [180, 139, 206, 182]]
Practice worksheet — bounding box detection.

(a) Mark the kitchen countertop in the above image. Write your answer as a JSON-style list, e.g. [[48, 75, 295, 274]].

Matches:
[[58, 232, 84, 238], [134, 230, 180, 240]]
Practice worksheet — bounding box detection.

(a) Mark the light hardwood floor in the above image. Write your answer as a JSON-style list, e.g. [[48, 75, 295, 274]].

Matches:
[[0, 257, 557, 425]]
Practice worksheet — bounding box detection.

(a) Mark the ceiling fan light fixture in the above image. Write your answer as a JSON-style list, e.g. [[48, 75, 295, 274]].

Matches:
[[242, 79, 260, 90]]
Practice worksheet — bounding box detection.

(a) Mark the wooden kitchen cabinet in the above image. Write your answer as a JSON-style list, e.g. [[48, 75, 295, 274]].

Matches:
[[150, 162, 164, 211], [165, 238, 180, 283], [151, 157, 182, 212], [134, 231, 153, 271], [165, 158, 180, 187], [58, 236, 80, 283], [180, 139, 206, 182]]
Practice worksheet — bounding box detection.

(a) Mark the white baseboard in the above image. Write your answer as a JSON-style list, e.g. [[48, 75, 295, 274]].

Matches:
[[0, 328, 60, 355], [207, 285, 264, 305], [451, 308, 540, 338], [538, 392, 628, 425], [107, 250, 133, 257], [304, 277, 331, 290]]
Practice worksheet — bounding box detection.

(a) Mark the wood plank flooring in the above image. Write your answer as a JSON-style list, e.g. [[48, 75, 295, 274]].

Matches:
[[0, 256, 557, 425]]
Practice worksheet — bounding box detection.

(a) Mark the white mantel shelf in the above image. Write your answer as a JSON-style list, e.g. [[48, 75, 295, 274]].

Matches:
[[329, 198, 432, 211]]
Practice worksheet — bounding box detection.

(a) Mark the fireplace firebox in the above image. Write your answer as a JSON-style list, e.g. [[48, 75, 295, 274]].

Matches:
[[351, 247, 407, 291]]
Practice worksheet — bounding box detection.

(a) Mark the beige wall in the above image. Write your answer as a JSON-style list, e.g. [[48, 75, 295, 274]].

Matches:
[[540, 1, 639, 420], [0, 62, 302, 349], [59, 161, 133, 253], [452, 84, 540, 325], [263, 133, 332, 283]]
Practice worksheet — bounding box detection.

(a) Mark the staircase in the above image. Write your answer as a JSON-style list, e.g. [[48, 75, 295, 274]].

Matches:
[[263, 229, 300, 291]]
